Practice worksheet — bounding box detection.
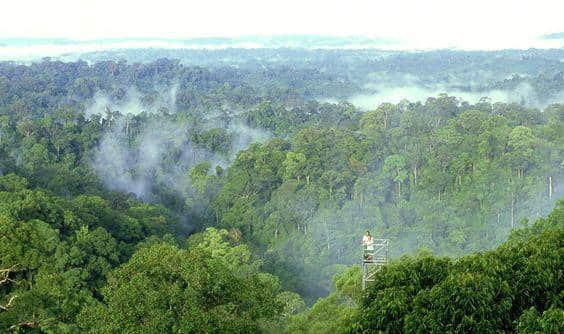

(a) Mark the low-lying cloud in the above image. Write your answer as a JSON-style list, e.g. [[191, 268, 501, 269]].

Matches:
[[87, 87, 270, 203], [84, 85, 178, 119], [348, 82, 564, 110]]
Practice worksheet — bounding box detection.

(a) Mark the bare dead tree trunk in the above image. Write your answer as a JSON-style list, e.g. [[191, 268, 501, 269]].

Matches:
[[324, 218, 330, 250], [511, 198, 515, 229], [549, 176, 553, 199]]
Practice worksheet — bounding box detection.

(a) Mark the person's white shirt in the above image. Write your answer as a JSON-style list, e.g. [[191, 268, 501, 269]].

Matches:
[[362, 235, 374, 250]]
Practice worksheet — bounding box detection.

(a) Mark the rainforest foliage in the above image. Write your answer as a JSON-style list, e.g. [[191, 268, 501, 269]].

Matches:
[[0, 54, 562, 332], [288, 201, 563, 333]]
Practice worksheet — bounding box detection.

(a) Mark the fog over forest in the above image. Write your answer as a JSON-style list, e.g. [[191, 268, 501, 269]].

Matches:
[[1, 19, 563, 334], [89, 88, 271, 204]]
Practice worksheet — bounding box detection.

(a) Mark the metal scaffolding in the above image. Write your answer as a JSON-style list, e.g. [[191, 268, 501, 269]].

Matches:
[[362, 238, 389, 290]]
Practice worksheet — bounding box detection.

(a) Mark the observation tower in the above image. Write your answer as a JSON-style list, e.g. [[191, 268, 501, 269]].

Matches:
[[361, 239, 389, 289]]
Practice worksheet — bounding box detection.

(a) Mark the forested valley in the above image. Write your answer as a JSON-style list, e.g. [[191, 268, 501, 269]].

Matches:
[[0, 50, 562, 333]]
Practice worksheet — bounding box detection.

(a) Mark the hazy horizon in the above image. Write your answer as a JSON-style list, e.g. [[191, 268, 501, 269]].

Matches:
[[1, 0, 564, 61], [1, 34, 564, 62]]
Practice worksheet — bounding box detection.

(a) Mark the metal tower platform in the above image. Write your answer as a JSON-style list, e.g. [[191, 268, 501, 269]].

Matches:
[[362, 238, 389, 289]]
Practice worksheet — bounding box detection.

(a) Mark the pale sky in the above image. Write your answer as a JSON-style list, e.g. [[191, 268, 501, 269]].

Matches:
[[1, 0, 564, 50]]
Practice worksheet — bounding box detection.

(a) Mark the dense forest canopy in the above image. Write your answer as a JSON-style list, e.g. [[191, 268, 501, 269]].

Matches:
[[0, 48, 562, 332]]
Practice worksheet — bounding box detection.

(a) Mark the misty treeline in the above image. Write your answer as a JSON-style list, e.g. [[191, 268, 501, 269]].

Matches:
[[0, 56, 562, 332], [70, 48, 564, 106]]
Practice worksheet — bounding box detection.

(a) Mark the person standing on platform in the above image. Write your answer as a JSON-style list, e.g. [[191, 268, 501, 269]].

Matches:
[[362, 230, 374, 261]]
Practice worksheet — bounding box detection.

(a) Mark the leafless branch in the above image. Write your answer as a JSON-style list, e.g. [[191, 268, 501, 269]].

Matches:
[[0, 295, 17, 311], [9, 318, 39, 331], [1, 265, 20, 313], [0, 264, 19, 285]]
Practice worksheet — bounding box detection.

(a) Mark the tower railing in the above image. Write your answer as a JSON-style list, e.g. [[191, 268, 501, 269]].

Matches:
[[362, 238, 388, 289]]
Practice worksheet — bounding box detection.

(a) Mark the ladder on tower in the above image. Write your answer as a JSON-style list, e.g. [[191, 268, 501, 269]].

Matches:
[[362, 238, 389, 290]]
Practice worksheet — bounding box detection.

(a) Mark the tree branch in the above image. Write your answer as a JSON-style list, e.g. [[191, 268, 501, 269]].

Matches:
[[0, 265, 20, 312], [0, 264, 19, 285], [0, 295, 17, 311], [9, 317, 39, 331]]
